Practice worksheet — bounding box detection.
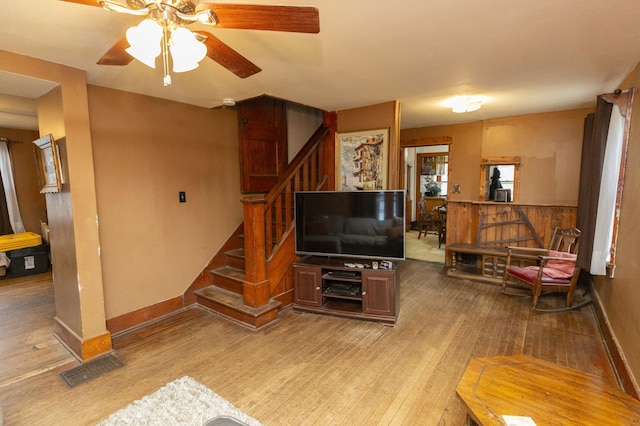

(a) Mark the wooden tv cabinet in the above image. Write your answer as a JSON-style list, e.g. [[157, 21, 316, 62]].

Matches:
[[293, 257, 399, 326]]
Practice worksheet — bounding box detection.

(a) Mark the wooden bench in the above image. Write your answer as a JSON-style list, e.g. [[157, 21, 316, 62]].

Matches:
[[446, 207, 542, 284]]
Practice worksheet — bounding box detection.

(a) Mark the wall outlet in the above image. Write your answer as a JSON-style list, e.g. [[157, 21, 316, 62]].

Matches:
[[179, 191, 186, 203]]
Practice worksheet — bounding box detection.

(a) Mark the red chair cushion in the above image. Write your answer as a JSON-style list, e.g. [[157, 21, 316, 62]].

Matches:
[[507, 266, 572, 285], [544, 250, 577, 277]]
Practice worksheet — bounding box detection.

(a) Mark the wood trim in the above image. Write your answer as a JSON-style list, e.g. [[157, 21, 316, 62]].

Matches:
[[389, 101, 402, 190], [588, 278, 640, 399], [480, 156, 521, 165], [106, 296, 185, 336], [53, 316, 112, 361], [605, 88, 634, 278], [479, 161, 521, 202], [401, 135, 453, 148], [448, 200, 578, 208], [323, 111, 337, 191]]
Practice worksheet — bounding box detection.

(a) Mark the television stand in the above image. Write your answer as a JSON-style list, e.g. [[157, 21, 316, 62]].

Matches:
[[292, 257, 399, 326]]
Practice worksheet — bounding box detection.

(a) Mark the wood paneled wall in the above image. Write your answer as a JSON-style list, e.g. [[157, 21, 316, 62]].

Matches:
[[446, 201, 577, 264]]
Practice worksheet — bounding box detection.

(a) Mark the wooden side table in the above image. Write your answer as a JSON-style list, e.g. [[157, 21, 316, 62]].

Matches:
[[456, 355, 640, 425]]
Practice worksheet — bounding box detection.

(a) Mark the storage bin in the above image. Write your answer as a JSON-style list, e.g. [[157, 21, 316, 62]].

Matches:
[[7, 244, 50, 277], [0, 232, 42, 252]]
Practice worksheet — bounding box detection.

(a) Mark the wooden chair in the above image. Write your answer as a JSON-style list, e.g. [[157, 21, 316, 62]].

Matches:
[[436, 205, 446, 248], [502, 227, 581, 310], [417, 198, 439, 239]]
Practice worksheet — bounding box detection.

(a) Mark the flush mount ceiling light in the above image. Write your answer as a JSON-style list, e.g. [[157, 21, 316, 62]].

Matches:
[[445, 95, 488, 113], [62, 0, 320, 86]]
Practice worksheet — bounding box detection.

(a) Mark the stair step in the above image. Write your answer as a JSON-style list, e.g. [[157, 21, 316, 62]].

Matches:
[[195, 286, 280, 330], [210, 266, 245, 294], [224, 248, 245, 270]]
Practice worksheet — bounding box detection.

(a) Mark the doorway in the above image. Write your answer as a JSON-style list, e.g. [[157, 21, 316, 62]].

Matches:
[[403, 144, 450, 263]]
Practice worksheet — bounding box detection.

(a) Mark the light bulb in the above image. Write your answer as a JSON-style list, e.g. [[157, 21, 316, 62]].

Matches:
[[170, 27, 207, 73], [125, 19, 162, 68]]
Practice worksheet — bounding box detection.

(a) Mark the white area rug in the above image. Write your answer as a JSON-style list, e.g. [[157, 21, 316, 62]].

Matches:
[[98, 376, 262, 426]]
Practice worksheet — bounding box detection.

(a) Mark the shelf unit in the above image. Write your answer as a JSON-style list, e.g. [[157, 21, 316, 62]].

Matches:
[[293, 257, 399, 326]]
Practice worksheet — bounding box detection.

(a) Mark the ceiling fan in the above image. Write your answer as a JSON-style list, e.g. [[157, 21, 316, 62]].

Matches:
[[61, 0, 320, 85]]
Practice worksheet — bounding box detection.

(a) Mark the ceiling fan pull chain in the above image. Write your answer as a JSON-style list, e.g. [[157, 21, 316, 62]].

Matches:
[[161, 20, 171, 86]]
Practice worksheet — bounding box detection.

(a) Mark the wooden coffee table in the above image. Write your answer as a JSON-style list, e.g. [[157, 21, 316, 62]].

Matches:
[[456, 355, 640, 425]]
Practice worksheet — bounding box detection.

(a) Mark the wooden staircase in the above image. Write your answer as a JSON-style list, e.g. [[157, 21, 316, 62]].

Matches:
[[195, 245, 282, 329], [191, 114, 336, 329]]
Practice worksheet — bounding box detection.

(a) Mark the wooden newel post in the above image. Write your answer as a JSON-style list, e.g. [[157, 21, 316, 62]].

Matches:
[[241, 196, 270, 307]]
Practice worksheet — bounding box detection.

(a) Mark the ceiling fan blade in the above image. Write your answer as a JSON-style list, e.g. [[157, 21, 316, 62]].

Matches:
[[196, 4, 319, 33], [97, 36, 134, 65], [194, 30, 261, 78], [59, 0, 102, 7]]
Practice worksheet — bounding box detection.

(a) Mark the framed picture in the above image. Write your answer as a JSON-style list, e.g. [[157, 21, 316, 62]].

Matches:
[[336, 128, 388, 191], [33, 134, 62, 193]]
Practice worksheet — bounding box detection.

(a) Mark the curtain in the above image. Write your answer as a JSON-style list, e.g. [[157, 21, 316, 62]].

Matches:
[[590, 104, 625, 275], [0, 174, 12, 235], [0, 141, 25, 234], [576, 98, 612, 270]]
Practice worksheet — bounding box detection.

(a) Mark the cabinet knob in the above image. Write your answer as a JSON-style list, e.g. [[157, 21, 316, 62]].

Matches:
[[316, 287, 321, 291], [362, 291, 366, 296]]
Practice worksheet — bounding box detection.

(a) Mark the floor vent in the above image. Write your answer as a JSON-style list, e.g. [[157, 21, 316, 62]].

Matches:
[[59, 353, 123, 388]]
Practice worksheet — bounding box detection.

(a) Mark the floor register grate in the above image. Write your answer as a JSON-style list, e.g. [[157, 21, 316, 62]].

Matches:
[[59, 353, 124, 388]]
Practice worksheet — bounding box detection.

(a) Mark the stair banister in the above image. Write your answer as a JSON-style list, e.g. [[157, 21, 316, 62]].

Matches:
[[241, 118, 335, 308]]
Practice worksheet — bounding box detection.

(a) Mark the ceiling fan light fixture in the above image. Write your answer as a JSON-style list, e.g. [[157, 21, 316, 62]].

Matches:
[[195, 10, 217, 25], [170, 27, 207, 73], [100, 0, 149, 16], [125, 19, 163, 68]]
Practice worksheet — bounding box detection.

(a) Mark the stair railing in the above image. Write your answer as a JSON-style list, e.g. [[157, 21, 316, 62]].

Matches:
[[241, 120, 334, 308]]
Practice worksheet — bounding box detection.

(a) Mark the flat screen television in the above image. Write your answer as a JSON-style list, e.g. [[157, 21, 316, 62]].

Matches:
[[294, 190, 406, 260]]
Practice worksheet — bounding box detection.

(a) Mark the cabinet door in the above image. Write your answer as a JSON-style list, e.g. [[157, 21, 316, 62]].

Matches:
[[362, 273, 395, 316], [293, 266, 322, 306]]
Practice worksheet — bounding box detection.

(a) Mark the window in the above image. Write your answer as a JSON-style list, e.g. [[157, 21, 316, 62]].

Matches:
[[480, 157, 521, 202], [577, 89, 634, 278]]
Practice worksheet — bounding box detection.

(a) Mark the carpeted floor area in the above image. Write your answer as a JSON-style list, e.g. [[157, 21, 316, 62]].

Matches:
[[98, 376, 262, 426]]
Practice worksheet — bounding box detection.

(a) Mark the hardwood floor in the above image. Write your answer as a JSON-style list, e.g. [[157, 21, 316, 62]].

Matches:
[[0, 272, 76, 388], [0, 262, 618, 425], [405, 230, 445, 263]]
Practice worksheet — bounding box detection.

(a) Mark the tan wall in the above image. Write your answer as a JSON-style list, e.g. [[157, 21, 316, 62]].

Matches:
[[593, 63, 640, 392], [401, 109, 591, 206], [337, 101, 401, 189], [88, 85, 243, 319], [1, 127, 47, 233], [482, 110, 590, 205], [402, 122, 483, 202], [38, 86, 85, 334], [0, 50, 108, 357]]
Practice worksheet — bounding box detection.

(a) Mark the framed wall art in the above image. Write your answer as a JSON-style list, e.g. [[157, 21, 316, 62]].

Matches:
[[336, 128, 388, 191], [33, 134, 63, 193]]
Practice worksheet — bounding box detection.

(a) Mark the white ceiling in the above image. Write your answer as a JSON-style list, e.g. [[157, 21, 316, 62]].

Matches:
[[2, 1, 640, 131]]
